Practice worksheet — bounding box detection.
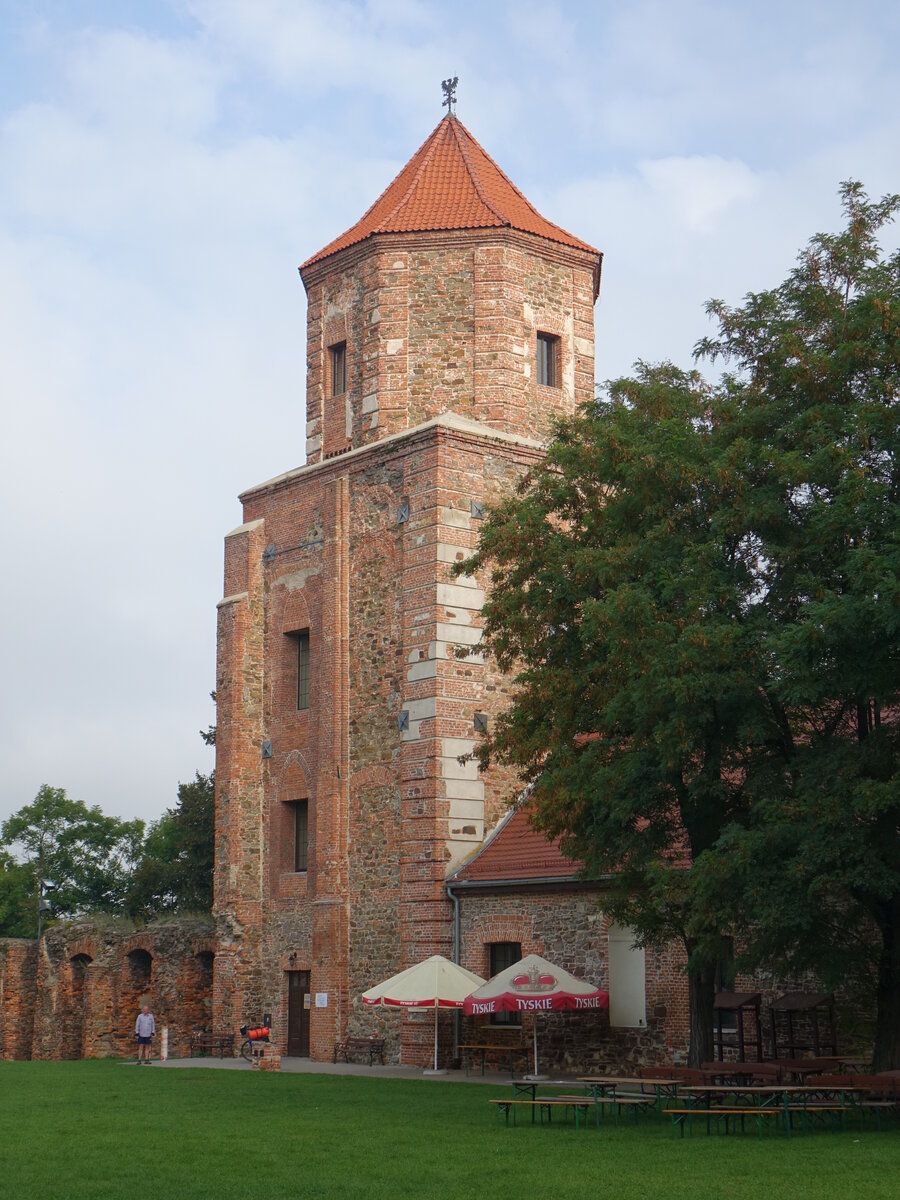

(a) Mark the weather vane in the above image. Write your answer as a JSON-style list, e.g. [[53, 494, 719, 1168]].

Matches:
[[442, 76, 458, 116]]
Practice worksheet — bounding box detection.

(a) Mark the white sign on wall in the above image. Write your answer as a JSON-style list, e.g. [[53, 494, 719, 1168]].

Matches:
[[315, 993, 328, 1008]]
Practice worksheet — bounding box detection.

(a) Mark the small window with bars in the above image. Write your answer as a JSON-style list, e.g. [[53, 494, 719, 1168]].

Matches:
[[288, 630, 310, 710], [536, 333, 560, 387], [489, 941, 522, 1026], [329, 341, 347, 397]]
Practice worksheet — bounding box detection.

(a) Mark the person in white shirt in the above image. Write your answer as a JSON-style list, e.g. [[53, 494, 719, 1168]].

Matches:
[[135, 1004, 156, 1063]]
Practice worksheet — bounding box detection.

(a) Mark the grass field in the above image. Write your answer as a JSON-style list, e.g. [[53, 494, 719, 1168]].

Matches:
[[0, 1061, 897, 1200]]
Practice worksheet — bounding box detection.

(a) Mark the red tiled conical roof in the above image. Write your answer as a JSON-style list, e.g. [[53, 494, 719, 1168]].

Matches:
[[301, 115, 599, 271]]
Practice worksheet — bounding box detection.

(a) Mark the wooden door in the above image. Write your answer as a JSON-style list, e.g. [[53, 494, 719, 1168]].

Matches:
[[287, 971, 310, 1057]]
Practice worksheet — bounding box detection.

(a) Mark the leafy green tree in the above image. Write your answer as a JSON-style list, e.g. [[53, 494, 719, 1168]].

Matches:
[[0, 786, 145, 925], [460, 365, 767, 1063], [125, 772, 215, 917], [462, 183, 899, 1066], [693, 182, 900, 1067], [0, 850, 34, 938]]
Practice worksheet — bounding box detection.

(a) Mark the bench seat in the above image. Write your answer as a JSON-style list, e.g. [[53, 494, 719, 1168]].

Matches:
[[190, 1032, 234, 1058], [333, 1037, 385, 1066], [490, 1098, 593, 1130]]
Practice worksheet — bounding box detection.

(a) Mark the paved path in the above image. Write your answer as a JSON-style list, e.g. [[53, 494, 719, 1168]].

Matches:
[[153, 1056, 577, 1085]]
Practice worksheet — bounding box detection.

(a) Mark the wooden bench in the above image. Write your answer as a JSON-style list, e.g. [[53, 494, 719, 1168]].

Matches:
[[190, 1031, 234, 1058], [588, 1094, 655, 1126], [332, 1036, 385, 1066], [490, 1098, 593, 1130], [783, 1103, 852, 1134], [666, 1107, 785, 1139]]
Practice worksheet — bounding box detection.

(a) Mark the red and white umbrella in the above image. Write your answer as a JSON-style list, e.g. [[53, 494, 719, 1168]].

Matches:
[[362, 954, 486, 1072], [463, 953, 609, 1077]]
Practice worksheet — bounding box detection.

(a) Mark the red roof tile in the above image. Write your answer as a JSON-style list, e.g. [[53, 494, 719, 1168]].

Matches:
[[451, 806, 584, 883], [302, 115, 599, 270]]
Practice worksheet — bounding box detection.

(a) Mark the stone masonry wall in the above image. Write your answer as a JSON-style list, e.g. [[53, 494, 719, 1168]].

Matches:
[[457, 887, 689, 1074], [0, 939, 37, 1059], [300, 230, 597, 466], [216, 418, 548, 1065], [0, 917, 215, 1061], [217, 205, 597, 1066]]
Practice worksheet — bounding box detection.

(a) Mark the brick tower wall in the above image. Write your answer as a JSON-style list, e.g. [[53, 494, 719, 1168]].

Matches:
[[301, 232, 597, 465], [215, 415, 546, 1063], [215, 218, 598, 1065]]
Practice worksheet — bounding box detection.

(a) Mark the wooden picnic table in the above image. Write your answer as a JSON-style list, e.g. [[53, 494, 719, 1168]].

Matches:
[[510, 1079, 579, 1125], [511, 1079, 656, 1130], [462, 1040, 531, 1077], [675, 1083, 873, 1138], [578, 1076, 680, 1118]]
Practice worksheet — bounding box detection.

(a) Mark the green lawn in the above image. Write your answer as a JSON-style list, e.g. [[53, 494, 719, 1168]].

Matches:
[[0, 1061, 896, 1200]]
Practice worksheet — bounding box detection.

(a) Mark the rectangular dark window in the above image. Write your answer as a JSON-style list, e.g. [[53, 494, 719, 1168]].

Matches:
[[537, 333, 559, 387], [489, 941, 522, 1026], [292, 800, 309, 873], [330, 341, 346, 397], [715, 936, 737, 1032], [291, 630, 310, 710]]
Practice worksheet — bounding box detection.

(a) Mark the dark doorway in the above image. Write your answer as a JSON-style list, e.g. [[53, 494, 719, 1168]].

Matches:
[[287, 971, 310, 1057]]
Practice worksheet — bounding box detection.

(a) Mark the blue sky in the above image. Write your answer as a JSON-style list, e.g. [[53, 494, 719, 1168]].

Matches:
[[1, 0, 898, 829]]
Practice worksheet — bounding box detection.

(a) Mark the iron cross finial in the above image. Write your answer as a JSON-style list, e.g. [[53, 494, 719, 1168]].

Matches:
[[441, 76, 458, 116]]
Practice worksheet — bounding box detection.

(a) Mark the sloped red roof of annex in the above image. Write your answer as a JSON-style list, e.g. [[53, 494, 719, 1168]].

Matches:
[[452, 805, 585, 883], [301, 115, 600, 271]]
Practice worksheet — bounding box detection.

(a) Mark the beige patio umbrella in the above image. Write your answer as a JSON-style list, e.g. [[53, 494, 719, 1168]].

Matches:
[[362, 954, 486, 1073]]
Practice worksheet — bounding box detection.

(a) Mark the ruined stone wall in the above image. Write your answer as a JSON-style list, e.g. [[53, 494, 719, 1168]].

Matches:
[[0, 939, 36, 1059], [0, 918, 215, 1061]]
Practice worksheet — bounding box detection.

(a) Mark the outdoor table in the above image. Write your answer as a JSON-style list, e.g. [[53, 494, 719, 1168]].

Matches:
[[678, 1084, 862, 1137], [774, 1057, 849, 1081], [676, 1085, 805, 1138], [511, 1079, 572, 1125], [578, 1075, 680, 1119], [834, 1056, 871, 1072], [462, 1041, 530, 1077]]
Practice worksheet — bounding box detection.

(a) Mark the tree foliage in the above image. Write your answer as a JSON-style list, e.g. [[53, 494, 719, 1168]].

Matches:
[[0, 768, 215, 935], [124, 772, 215, 918], [0, 785, 144, 932], [462, 183, 900, 1065], [694, 182, 900, 1067], [0, 850, 34, 938]]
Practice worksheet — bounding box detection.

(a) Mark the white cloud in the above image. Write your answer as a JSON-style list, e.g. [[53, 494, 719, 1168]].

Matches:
[[0, 0, 898, 828], [638, 155, 761, 232]]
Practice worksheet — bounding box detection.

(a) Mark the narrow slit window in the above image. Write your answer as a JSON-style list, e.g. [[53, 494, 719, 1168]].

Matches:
[[537, 333, 560, 387], [291, 630, 310, 710], [292, 800, 309, 872], [330, 341, 347, 397]]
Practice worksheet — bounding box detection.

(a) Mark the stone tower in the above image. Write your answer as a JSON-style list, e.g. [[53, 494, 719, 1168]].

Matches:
[[213, 112, 601, 1062]]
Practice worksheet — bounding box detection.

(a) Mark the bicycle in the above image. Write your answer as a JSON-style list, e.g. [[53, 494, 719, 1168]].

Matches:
[[239, 1022, 271, 1062]]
